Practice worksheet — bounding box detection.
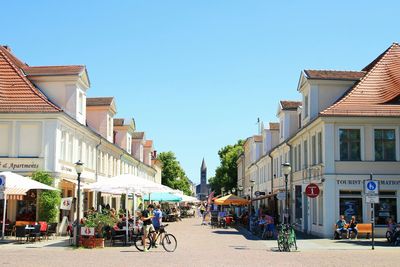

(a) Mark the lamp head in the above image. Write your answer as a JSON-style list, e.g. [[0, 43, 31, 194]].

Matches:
[[282, 162, 291, 176], [75, 160, 84, 175], [250, 180, 255, 186]]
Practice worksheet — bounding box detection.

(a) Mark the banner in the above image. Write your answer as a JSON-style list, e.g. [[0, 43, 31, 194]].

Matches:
[[60, 197, 73, 210]]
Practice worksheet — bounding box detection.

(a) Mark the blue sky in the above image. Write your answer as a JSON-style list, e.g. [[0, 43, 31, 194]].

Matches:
[[1, 1, 400, 184]]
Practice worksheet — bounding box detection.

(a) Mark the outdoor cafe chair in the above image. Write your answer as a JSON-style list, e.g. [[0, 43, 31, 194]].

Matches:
[[110, 228, 126, 246], [47, 223, 58, 239], [29, 224, 41, 242], [15, 226, 29, 243]]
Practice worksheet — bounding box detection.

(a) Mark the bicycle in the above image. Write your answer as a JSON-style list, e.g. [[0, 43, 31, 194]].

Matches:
[[134, 224, 177, 252], [276, 224, 297, 252]]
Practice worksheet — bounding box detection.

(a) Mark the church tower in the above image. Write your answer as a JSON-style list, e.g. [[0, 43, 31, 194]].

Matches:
[[200, 158, 207, 200]]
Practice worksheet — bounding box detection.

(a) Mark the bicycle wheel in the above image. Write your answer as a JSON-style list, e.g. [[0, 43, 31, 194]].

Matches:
[[277, 237, 284, 252], [134, 236, 151, 251], [162, 234, 177, 252]]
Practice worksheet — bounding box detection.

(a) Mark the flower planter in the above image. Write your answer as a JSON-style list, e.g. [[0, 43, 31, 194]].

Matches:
[[80, 237, 105, 248]]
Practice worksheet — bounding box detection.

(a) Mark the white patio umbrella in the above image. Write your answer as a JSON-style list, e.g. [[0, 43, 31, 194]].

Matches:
[[84, 174, 173, 243], [180, 195, 200, 203], [0, 172, 59, 239]]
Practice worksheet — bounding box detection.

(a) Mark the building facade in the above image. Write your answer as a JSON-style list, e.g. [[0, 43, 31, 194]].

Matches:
[[238, 43, 400, 237], [0, 46, 160, 224]]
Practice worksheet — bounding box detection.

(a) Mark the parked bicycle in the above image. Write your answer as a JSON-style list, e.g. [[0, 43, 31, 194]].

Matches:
[[134, 224, 177, 252], [277, 224, 297, 252]]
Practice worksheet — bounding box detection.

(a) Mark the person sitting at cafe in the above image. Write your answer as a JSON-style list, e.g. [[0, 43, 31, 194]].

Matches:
[[335, 215, 347, 239]]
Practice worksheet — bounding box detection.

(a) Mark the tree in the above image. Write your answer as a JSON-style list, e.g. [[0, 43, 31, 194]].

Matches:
[[31, 171, 61, 223], [158, 151, 192, 196], [209, 140, 244, 195]]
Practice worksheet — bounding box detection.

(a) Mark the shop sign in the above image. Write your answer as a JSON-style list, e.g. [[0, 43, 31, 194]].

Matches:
[[0, 158, 43, 172], [60, 197, 73, 210], [81, 227, 95, 236], [277, 192, 286, 200], [337, 179, 400, 186], [305, 183, 320, 198]]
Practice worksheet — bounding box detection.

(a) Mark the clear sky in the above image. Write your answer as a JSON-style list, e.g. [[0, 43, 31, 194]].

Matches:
[[1, 1, 400, 184]]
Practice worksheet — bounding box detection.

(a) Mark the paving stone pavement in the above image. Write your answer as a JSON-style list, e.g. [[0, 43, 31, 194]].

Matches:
[[1, 217, 399, 267]]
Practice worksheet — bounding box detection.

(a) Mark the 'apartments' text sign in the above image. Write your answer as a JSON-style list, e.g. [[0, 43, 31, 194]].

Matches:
[[0, 158, 43, 172]]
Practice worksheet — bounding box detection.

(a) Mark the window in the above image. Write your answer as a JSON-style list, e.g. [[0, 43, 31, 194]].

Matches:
[[86, 144, 90, 169], [280, 120, 284, 138], [312, 197, 317, 225], [60, 131, 66, 160], [108, 116, 113, 137], [339, 129, 361, 161], [304, 95, 309, 118], [67, 134, 73, 162], [293, 146, 297, 171], [303, 140, 308, 168], [318, 132, 323, 163], [0, 123, 11, 157], [339, 191, 363, 222], [78, 92, 83, 114], [374, 129, 396, 161], [297, 144, 301, 170], [77, 139, 82, 161], [311, 135, 316, 165], [18, 123, 41, 157], [318, 191, 323, 225], [374, 192, 397, 225]]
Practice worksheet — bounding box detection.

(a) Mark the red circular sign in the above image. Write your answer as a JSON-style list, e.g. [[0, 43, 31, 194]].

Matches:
[[305, 183, 320, 198]]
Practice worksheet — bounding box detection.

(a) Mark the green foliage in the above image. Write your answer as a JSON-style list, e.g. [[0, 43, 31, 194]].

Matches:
[[85, 212, 117, 235], [158, 151, 192, 196], [209, 140, 244, 194], [31, 171, 61, 223]]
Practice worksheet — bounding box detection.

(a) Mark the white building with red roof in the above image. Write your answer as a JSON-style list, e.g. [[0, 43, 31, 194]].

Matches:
[[0, 46, 160, 224], [239, 43, 400, 237]]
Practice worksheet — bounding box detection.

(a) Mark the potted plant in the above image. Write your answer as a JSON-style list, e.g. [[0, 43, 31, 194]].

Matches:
[[83, 212, 116, 248]]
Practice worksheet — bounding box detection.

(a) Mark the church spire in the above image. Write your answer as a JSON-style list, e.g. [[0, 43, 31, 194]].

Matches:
[[201, 158, 207, 171]]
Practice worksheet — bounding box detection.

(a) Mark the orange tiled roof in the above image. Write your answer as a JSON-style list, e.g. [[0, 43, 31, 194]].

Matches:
[[280, 100, 302, 110], [304, 70, 366, 81], [321, 43, 400, 117], [0, 46, 61, 113]]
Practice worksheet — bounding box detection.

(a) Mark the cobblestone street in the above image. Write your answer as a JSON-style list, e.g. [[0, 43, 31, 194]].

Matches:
[[1, 217, 400, 267]]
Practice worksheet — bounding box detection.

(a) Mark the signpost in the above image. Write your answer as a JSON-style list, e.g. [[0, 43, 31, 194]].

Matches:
[[277, 192, 286, 200], [305, 183, 320, 198], [365, 174, 378, 250], [254, 191, 266, 197]]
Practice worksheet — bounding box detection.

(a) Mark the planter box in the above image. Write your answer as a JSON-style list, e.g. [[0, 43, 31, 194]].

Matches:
[[80, 237, 105, 248]]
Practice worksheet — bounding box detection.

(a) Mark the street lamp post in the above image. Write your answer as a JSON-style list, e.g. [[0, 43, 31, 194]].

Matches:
[[282, 162, 291, 224], [75, 160, 84, 247], [248, 180, 255, 230]]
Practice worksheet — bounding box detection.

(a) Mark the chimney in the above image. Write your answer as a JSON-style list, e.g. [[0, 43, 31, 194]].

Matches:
[[2, 45, 11, 52]]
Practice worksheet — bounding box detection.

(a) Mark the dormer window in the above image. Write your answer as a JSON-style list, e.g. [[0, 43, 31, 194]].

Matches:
[[304, 95, 309, 119], [108, 116, 113, 137], [78, 92, 83, 114]]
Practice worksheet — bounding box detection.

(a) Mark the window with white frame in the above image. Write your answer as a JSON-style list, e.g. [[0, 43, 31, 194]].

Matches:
[[18, 122, 42, 157], [60, 131, 66, 160], [339, 129, 361, 161], [77, 139, 82, 161], [304, 95, 309, 118], [374, 129, 396, 161], [303, 140, 308, 168], [312, 135, 316, 165], [318, 132, 323, 163], [0, 123, 11, 157], [86, 144, 90, 168], [67, 134, 73, 162]]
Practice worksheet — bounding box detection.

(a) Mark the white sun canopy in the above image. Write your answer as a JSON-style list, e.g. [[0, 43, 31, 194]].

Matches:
[[0, 171, 59, 239]]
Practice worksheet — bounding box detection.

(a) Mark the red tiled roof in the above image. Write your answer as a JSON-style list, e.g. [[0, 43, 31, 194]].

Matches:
[[24, 65, 85, 76], [304, 70, 366, 80], [280, 100, 302, 110], [86, 97, 114, 107], [321, 43, 400, 117], [269, 122, 279, 130], [0, 46, 61, 113]]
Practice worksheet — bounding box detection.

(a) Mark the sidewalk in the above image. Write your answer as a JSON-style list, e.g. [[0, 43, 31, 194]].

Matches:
[[235, 224, 397, 251], [0, 236, 71, 249]]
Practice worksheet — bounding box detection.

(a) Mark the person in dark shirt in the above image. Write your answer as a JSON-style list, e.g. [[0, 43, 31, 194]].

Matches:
[[140, 204, 155, 252], [347, 216, 358, 239]]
